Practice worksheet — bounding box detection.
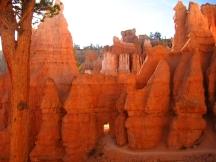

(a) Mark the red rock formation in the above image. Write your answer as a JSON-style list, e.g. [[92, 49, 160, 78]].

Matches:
[[125, 60, 170, 149], [171, 4, 215, 126], [207, 47, 216, 113], [113, 74, 136, 147], [91, 58, 102, 74], [168, 49, 207, 149], [30, 79, 64, 162], [112, 36, 139, 54], [136, 45, 170, 89], [114, 93, 128, 146], [114, 112, 128, 146], [30, 1, 78, 101], [173, 53, 192, 98], [81, 50, 102, 74], [173, 1, 215, 71], [143, 39, 152, 49], [101, 30, 147, 75], [175, 51, 206, 114], [186, 2, 210, 35], [62, 75, 121, 162], [121, 28, 138, 43], [172, 0, 187, 51], [206, 48, 216, 129], [181, 2, 214, 70], [131, 54, 144, 74], [29, 2, 78, 148], [201, 4, 216, 43], [101, 52, 118, 75], [112, 36, 142, 75], [118, 54, 130, 73]]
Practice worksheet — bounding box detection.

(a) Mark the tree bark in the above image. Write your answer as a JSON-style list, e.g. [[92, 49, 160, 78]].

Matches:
[[8, 22, 33, 162], [1, 29, 31, 162], [9, 55, 30, 162], [0, 1, 34, 161]]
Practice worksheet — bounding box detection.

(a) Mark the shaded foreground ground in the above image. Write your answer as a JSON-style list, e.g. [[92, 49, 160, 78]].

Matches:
[[88, 121, 216, 162]]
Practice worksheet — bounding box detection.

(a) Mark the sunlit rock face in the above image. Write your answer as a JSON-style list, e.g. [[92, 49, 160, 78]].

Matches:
[[173, 2, 215, 72], [186, 2, 210, 35], [172, 1, 216, 53], [30, 8, 78, 99], [101, 29, 148, 75], [136, 45, 170, 89], [172, 1, 187, 52], [201, 4, 216, 44], [118, 54, 130, 73], [184, 2, 215, 54], [29, 1, 79, 152], [30, 1, 78, 85], [167, 1, 215, 150], [101, 52, 118, 75]]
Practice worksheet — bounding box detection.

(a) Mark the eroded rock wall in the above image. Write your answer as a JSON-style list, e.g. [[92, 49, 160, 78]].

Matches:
[[62, 74, 133, 162], [168, 50, 207, 149], [30, 79, 64, 162], [125, 60, 170, 149]]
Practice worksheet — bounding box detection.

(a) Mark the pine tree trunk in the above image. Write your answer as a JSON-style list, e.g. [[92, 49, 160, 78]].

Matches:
[[1, 27, 31, 162], [9, 41, 31, 162]]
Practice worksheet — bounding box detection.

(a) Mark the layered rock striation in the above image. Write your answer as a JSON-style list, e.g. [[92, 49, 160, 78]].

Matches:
[[30, 79, 64, 162], [125, 60, 170, 149]]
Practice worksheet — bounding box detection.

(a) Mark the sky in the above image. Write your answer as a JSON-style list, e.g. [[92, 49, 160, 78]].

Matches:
[[0, 0, 215, 50], [63, 0, 216, 47]]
